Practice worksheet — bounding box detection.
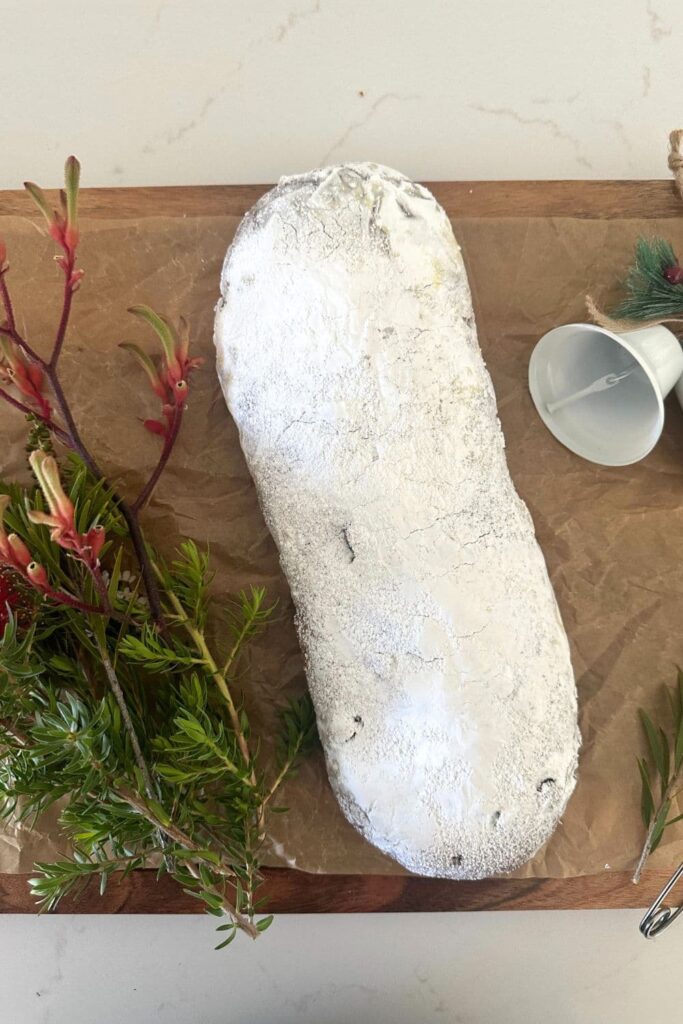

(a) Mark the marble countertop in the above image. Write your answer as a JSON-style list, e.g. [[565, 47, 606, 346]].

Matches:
[[2, 0, 680, 190]]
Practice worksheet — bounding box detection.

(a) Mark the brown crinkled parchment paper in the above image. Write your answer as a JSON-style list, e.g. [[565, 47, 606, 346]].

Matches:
[[0, 210, 682, 879]]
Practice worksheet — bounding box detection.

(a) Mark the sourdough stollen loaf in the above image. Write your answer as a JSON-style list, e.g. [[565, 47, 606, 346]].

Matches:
[[214, 163, 580, 879]]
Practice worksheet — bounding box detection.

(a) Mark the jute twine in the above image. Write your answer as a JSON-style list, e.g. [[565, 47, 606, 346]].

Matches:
[[668, 129, 683, 202]]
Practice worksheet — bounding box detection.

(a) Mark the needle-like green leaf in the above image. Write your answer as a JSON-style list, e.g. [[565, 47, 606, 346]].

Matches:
[[675, 717, 683, 773], [640, 710, 667, 784], [635, 673, 683, 881], [638, 758, 655, 827], [660, 727, 671, 797], [650, 801, 671, 854]]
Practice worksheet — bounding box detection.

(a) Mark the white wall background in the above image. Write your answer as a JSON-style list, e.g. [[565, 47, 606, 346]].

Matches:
[[1, 0, 682, 188], [2, 1, 682, 1020]]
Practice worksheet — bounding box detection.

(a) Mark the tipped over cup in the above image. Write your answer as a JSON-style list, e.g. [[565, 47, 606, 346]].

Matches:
[[528, 323, 683, 466]]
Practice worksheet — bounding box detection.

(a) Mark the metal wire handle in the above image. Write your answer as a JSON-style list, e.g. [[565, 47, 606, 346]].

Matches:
[[546, 366, 636, 414], [640, 862, 683, 938]]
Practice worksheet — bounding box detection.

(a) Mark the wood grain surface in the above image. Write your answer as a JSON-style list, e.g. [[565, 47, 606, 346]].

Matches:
[[0, 178, 680, 221], [0, 178, 677, 916], [0, 867, 670, 915]]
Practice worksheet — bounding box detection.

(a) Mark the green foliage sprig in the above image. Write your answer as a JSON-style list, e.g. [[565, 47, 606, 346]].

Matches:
[[634, 670, 683, 882], [0, 157, 317, 947], [0, 459, 317, 945]]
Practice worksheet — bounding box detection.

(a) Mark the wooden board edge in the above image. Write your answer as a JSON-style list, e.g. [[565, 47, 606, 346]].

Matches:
[[0, 867, 667, 915], [0, 176, 677, 916], [0, 180, 680, 220]]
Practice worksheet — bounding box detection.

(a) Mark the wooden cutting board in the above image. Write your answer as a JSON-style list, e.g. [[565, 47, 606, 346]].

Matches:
[[0, 179, 679, 916]]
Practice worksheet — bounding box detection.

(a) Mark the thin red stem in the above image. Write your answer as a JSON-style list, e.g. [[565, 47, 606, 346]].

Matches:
[[119, 507, 164, 626], [44, 588, 112, 617], [0, 386, 71, 445], [43, 368, 105, 476], [0, 273, 17, 333], [50, 263, 74, 369], [132, 406, 184, 513]]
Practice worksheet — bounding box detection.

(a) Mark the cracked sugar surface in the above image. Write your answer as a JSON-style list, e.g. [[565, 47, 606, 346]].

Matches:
[[214, 162, 580, 879]]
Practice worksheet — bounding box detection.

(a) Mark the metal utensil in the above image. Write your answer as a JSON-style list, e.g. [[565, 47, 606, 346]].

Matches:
[[640, 862, 683, 938]]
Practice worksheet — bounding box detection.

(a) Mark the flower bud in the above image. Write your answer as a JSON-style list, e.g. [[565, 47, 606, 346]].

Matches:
[[7, 533, 32, 569], [63, 226, 80, 255], [26, 363, 44, 391], [86, 524, 106, 560], [64, 156, 80, 236], [29, 451, 75, 524], [173, 380, 188, 407], [26, 562, 49, 590], [143, 419, 167, 437], [0, 496, 12, 561], [48, 221, 65, 247]]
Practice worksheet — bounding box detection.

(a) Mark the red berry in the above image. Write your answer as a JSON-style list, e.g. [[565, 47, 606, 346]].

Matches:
[[664, 264, 683, 285]]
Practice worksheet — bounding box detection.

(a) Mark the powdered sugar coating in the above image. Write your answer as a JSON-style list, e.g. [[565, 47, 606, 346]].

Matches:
[[214, 163, 580, 878]]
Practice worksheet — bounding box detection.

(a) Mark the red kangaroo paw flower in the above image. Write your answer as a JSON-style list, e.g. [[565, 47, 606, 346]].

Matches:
[[0, 496, 18, 566], [0, 498, 36, 577], [25, 157, 81, 264], [28, 452, 105, 568], [144, 418, 167, 437], [29, 451, 75, 528], [7, 533, 32, 569], [0, 337, 51, 416], [173, 380, 188, 407], [85, 524, 106, 560], [26, 562, 49, 590], [26, 363, 44, 390]]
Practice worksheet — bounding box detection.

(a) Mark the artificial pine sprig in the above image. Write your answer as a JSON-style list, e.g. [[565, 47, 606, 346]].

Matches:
[[633, 670, 683, 883], [587, 237, 683, 331], [0, 158, 318, 946], [611, 237, 683, 322]]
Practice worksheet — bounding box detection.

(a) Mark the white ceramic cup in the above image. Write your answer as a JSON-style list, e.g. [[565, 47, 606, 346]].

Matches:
[[528, 323, 683, 466]]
